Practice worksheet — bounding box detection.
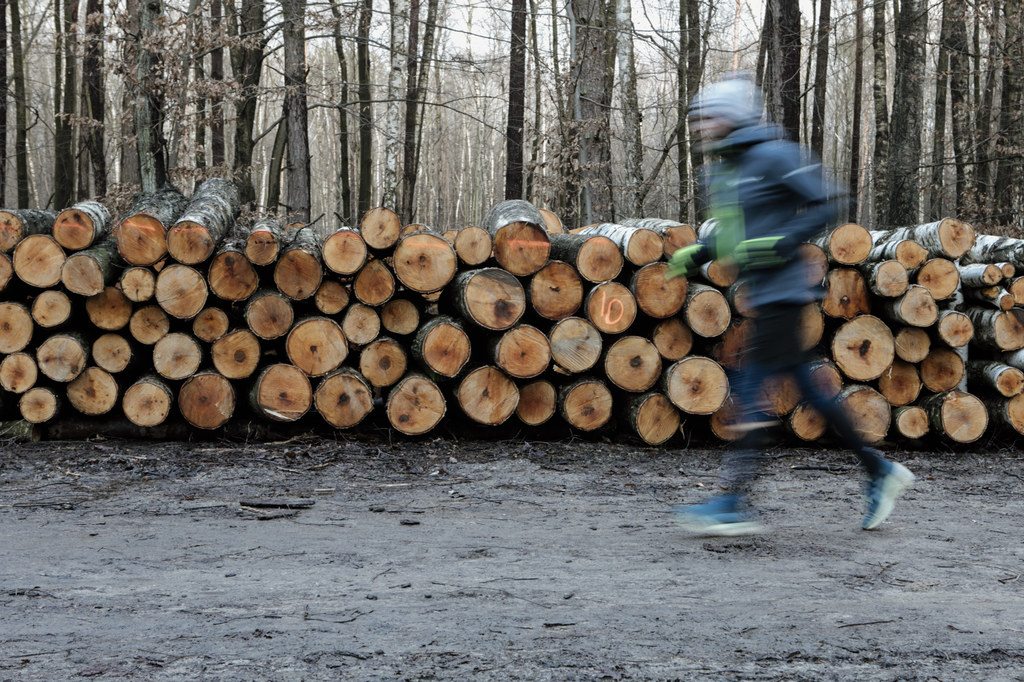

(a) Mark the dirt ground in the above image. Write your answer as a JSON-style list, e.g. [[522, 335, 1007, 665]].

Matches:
[[2, 428, 1023, 681]]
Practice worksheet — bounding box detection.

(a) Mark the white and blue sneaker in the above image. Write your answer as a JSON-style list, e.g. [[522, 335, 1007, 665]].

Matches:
[[862, 460, 916, 530], [672, 494, 764, 536]]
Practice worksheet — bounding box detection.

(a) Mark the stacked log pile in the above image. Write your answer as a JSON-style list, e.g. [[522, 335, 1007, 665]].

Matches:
[[0, 181, 1020, 446]]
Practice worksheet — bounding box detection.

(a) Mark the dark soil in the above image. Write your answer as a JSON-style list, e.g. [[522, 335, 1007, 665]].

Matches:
[[2, 431, 1023, 680]]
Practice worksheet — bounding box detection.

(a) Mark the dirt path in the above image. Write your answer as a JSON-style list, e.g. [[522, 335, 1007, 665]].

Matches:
[[2, 435, 1023, 680]]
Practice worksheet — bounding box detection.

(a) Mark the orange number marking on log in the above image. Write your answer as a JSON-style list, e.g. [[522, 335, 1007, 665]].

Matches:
[[598, 290, 625, 325]]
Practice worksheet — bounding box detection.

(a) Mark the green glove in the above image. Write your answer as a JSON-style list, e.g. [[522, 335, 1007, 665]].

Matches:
[[666, 243, 711, 279], [732, 236, 788, 270]]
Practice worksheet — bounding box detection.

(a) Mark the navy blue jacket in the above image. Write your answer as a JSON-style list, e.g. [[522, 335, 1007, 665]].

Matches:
[[701, 123, 844, 307]]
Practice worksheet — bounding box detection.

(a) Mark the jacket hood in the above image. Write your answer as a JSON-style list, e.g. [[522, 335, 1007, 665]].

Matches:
[[709, 123, 785, 156]]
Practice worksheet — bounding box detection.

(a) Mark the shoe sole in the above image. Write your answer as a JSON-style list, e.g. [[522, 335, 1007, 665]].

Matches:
[[862, 464, 916, 530], [675, 516, 765, 537]]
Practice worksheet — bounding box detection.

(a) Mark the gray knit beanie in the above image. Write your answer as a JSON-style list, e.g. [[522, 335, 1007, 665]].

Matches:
[[688, 76, 763, 128]]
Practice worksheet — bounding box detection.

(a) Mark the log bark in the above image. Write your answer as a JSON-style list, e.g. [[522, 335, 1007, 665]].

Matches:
[[516, 379, 557, 426], [274, 227, 323, 300], [958, 263, 1003, 287], [880, 284, 937, 327], [451, 268, 526, 330], [393, 232, 457, 293], [153, 332, 203, 381], [958, 233, 1024, 267], [119, 266, 156, 302], [548, 317, 602, 374], [314, 367, 375, 428], [822, 268, 871, 318], [877, 359, 922, 406], [386, 373, 446, 435], [352, 257, 395, 306], [866, 235, 928, 270], [342, 303, 381, 347], [192, 307, 230, 342], [358, 336, 408, 387], [179, 370, 235, 429], [964, 285, 1015, 310], [0, 301, 33, 352], [557, 376, 613, 431], [913, 258, 959, 300], [122, 375, 174, 427], [381, 297, 421, 336], [129, 305, 170, 345], [985, 394, 1024, 435], [166, 178, 241, 264], [965, 308, 1024, 351], [662, 355, 729, 415], [53, 201, 112, 251], [625, 392, 679, 445], [285, 316, 348, 377], [920, 390, 987, 443], [155, 265, 208, 319], [30, 289, 71, 328], [577, 223, 662, 266], [92, 334, 134, 374], [836, 384, 890, 444], [651, 317, 693, 361], [0, 210, 58, 252], [490, 324, 550, 379], [547, 233, 622, 283], [211, 329, 262, 380], [529, 261, 583, 320], [209, 243, 259, 302], [858, 260, 908, 298], [934, 310, 973, 348], [892, 405, 929, 439], [631, 262, 687, 319], [453, 226, 492, 266], [483, 199, 550, 276], [244, 217, 284, 266], [60, 239, 119, 296], [322, 227, 368, 275], [0, 351, 37, 393], [814, 222, 872, 264], [874, 218, 976, 259], [19, 386, 60, 423], [894, 326, 931, 362], [67, 367, 119, 416], [831, 315, 895, 381], [967, 360, 1024, 397], [683, 283, 731, 338], [603, 335, 661, 393], [456, 365, 519, 425], [13, 234, 66, 288], [314, 280, 351, 316], [360, 206, 402, 251], [411, 315, 471, 379], [245, 289, 295, 340], [249, 363, 312, 422], [115, 186, 188, 265], [36, 331, 88, 382]]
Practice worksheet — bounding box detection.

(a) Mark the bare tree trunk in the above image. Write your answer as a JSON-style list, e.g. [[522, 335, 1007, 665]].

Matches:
[[570, 0, 615, 224], [357, 0, 373, 214], [328, 0, 353, 225], [382, 0, 408, 209], [810, 0, 830, 157], [266, 118, 286, 212], [226, 0, 265, 207], [929, 4, 950, 220], [525, 0, 542, 201], [281, 0, 310, 222], [555, 0, 577, 226], [975, 0, 1001, 217], [615, 0, 641, 217], [885, 0, 927, 225], [0, 0, 8, 203], [504, 0, 527, 201], [81, 0, 106, 198], [136, 0, 168, 193], [400, 0, 421, 217], [54, 0, 78, 209], [848, 0, 864, 220], [777, 0, 801, 142], [10, 0, 29, 207], [871, 0, 890, 225], [994, 0, 1023, 223], [947, 0, 972, 214], [410, 0, 438, 211], [191, 0, 206, 170], [210, 0, 225, 167]]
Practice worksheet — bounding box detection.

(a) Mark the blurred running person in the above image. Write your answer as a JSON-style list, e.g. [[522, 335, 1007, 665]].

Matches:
[[666, 75, 915, 536]]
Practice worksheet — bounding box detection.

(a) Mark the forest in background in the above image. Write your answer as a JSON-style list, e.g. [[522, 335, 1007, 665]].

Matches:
[[0, 0, 1022, 234]]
